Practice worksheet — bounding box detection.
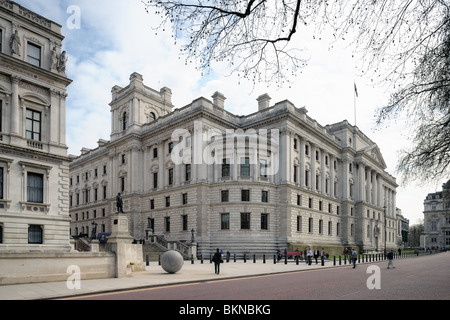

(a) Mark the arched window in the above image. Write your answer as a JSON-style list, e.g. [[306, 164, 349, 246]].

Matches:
[[148, 112, 156, 123], [122, 112, 128, 131]]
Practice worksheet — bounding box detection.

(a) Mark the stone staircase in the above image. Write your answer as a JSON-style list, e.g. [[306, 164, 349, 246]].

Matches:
[[143, 242, 167, 261], [143, 235, 195, 260]]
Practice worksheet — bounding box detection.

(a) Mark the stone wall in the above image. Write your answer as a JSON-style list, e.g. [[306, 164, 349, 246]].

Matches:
[[0, 251, 115, 285]]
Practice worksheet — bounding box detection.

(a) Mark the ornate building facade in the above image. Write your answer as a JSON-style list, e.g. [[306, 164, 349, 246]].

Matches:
[[422, 180, 450, 250], [0, 0, 72, 252], [69, 72, 402, 256]]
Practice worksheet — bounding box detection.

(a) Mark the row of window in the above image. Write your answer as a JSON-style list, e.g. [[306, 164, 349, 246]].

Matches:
[[73, 208, 106, 222], [70, 165, 108, 185]]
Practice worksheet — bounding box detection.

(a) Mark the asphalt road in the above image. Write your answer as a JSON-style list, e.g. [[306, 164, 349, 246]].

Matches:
[[70, 252, 450, 301]]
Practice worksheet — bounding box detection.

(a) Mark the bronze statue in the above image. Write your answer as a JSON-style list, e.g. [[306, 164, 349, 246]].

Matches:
[[116, 193, 124, 214]]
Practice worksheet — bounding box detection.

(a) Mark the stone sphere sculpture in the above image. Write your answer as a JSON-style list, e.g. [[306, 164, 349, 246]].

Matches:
[[161, 250, 184, 274]]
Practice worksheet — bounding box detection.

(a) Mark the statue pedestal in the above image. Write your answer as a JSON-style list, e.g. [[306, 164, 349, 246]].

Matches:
[[106, 214, 144, 277], [109, 214, 134, 243]]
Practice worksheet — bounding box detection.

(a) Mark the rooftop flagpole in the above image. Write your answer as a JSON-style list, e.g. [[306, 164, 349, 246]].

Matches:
[[354, 82, 358, 127]]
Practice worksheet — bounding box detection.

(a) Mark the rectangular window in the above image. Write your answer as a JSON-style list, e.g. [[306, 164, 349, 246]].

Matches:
[[240, 157, 250, 176], [153, 172, 158, 188], [182, 193, 188, 205], [26, 109, 41, 141], [222, 159, 230, 177], [168, 168, 173, 185], [0, 224, 2, 244], [261, 191, 268, 203], [27, 43, 41, 67], [308, 218, 313, 233], [261, 213, 268, 230], [297, 216, 302, 232], [165, 217, 170, 232], [153, 148, 158, 158], [221, 213, 230, 230], [165, 196, 170, 207], [168, 142, 173, 154], [182, 215, 188, 231], [0, 167, 3, 200], [241, 213, 251, 230], [27, 172, 43, 203], [28, 225, 43, 244], [185, 164, 191, 181], [0, 100, 3, 132], [260, 159, 267, 178], [241, 189, 250, 202], [150, 199, 155, 210], [221, 190, 229, 202]]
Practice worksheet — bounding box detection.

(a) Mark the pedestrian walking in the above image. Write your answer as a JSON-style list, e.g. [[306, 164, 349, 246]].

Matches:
[[306, 248, 313, 265], [387, 250, 395, 269], [314, 248, 319, 264], [351, 248, 357, 268], [212, 248, 223, 274]]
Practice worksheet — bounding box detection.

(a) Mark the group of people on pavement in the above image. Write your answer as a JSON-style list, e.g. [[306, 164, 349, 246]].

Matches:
[[211, 247, 398, 274]]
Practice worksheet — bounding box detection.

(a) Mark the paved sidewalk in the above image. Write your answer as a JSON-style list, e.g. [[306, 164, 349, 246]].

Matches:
[[0, 258, 344, 300]]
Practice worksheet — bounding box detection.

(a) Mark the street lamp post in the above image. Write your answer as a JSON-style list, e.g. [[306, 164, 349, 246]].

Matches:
[[91, 221, 98, 240], [384, 205, 387, 254]]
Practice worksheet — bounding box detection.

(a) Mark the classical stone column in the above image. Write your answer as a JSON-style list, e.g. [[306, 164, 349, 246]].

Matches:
[[10, 75, 20, 136], [300, 138, 306, 188], [311, 144, 316, 191], [358, 162, 365, 202], [330, 155, 335, 197]]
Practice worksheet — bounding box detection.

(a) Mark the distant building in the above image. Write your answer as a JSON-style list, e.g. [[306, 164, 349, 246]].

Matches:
[[422, 180, 450, 250], [0, 1, 72, 252], [69, 73, 402, 256]]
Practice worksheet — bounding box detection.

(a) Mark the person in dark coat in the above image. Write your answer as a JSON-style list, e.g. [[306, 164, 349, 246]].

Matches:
[[212, 248, 223, 274]]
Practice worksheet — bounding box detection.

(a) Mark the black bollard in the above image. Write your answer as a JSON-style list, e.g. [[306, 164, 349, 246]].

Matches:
[[146, 254, 149, 266], [274, 255, 276, 264], [253, 254, 256, 263], [263, 254, 266, 264], [244, 254, 247, 263], [333, 256, 336, 266]]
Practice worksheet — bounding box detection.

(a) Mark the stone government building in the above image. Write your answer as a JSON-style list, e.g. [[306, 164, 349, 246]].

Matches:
[[0, 0, 72, 252], [422, 180, 450, 250], [69, 72, 404, 257]]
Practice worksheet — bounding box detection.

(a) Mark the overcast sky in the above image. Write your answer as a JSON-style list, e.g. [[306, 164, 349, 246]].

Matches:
[[14, 0, 443, 225]]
